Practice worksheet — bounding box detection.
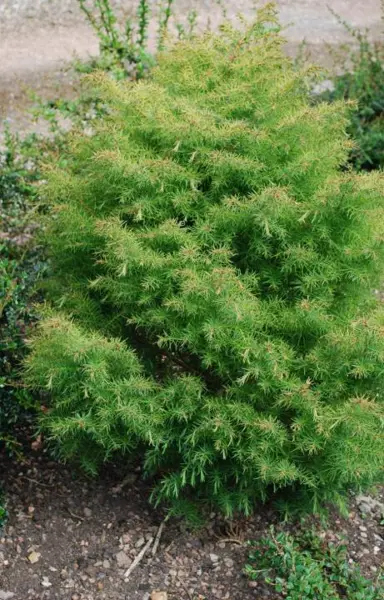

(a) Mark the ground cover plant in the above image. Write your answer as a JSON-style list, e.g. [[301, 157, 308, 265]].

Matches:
[[245, 526, 383, 599], [0, 132, 42, 453], [25, 5, 384, 518], [0, 132, 45, 520]]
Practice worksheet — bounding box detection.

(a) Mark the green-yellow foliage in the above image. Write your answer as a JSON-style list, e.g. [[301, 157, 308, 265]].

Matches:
[[26, 5, 384, 517]]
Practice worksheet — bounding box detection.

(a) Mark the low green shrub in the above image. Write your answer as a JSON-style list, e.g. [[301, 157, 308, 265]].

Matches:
[[320, 9, 384, 171], [0, 496, 6, 529], [245, 527, 383, 599], [0, 132, 43, 453], [25, 7, 384, 517]]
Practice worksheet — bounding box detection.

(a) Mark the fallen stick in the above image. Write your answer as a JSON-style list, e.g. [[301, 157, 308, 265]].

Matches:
[[111, 473, 136, 494], [218, 537, 244, 546], [176, 575, 193, 600], [66, 508, 85, 522], [152, 521, 165, 556], [124, 536, 154, 580]]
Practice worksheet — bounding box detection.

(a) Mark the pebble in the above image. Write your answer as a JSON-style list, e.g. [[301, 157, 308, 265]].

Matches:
[[210, 553, 219, 563], [135, 537, 145, 549], [41, 577, 52, 588], [356, 494, 384, 515], [150, 592, 168, 600], [121, 534, 131, 544], [83, 507, 92, 518], [0, 593, 15, 600], [27, 551, 41, 564], [115, 550, 131, 568]]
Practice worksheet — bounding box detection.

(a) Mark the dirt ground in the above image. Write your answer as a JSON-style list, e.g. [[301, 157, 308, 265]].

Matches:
[[0, 0, 383, 135], [1, 447, 383, 600]]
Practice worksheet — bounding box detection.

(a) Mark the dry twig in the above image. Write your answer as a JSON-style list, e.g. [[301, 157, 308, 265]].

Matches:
[[152, 521, 165, 556], [124, 536, 154, 580]]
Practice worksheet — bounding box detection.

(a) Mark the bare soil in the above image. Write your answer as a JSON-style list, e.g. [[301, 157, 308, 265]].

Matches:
[[1, 446, 383, 600], [0, 1, 383, 136]]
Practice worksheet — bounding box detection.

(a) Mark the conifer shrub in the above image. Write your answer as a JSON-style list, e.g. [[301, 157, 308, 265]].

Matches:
[[25, 6, 384, 516]]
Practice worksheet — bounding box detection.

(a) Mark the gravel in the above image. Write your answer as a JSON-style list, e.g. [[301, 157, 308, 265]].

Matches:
[[0, 447, 383, 599]]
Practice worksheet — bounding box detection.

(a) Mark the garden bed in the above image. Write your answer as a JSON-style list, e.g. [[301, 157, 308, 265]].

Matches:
[[1, 447, 383, 600]]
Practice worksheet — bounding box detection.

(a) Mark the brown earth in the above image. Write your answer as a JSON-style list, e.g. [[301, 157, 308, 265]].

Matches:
[[1, 447, 383, 600], [0, 1, 383, 136]]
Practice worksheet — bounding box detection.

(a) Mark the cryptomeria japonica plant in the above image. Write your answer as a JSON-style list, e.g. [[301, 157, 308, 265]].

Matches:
[[25, 5, 384, 518]]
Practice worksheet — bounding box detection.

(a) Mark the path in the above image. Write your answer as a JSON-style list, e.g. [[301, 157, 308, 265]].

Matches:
[[0, 1, 383, 134]]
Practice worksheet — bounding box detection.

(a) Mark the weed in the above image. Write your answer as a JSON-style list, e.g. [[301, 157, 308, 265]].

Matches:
[[245, 527, 383, 599], [320, 7, 384, 171], [0, 130, 44, 452]]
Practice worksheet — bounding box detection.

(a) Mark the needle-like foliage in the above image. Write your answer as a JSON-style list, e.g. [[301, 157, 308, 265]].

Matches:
[[25, 5, 384, 517]]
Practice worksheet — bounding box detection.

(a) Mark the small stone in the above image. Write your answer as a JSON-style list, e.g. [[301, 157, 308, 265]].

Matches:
[[356, 495, 384, 515], [210, 553, 219, 563], [0, 592, 15, 600], [116, 550, 131, 568], [28, 551, 41, 564], [85, 566, 97, 577], [224, 558, 234, 568], [151, 592, 168, 600], [83, 507, 92, 517], [102, 559, 111, 569], [135, 537, 145, 549], [41, 577, 52, 588], [359, 525, 367, 532]]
